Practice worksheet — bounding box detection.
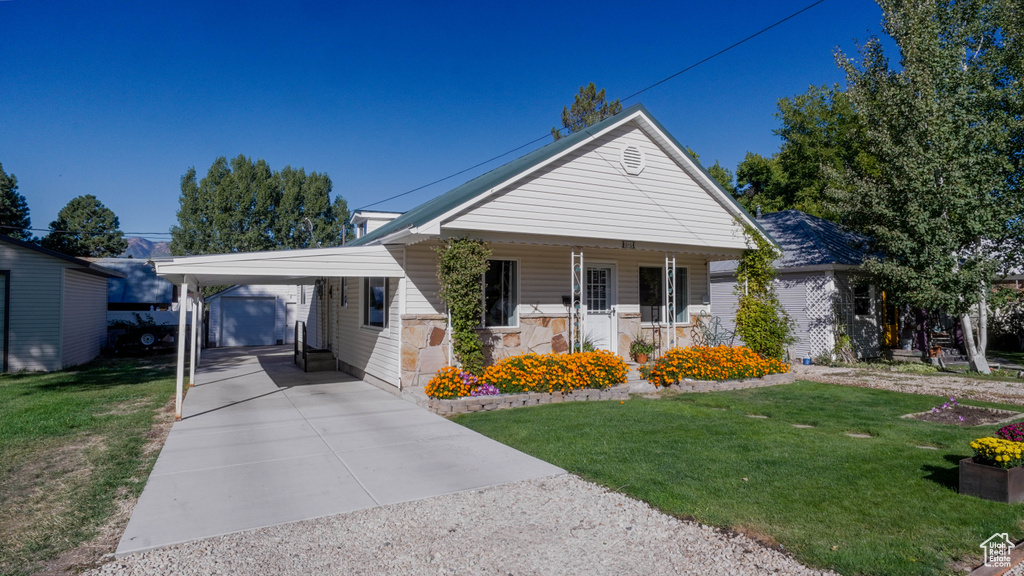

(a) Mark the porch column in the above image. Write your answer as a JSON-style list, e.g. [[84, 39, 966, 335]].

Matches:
[[175, 280, 189, 421], [570, 249, 584, 352], [189, 295, 199, 387], [666, 254, 676, 348]]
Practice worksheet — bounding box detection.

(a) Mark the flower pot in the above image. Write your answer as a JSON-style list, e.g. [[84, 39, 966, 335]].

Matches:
[[959, 457, 1024, 503], [635, 353, 649, 364]]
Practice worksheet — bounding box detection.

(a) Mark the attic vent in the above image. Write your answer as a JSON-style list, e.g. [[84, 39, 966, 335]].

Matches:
[[620, 145, 646, 175]]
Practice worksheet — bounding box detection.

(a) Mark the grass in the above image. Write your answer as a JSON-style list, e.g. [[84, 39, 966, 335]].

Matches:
[[0, 355, 176, 576], [454, 382, 1024, 576]]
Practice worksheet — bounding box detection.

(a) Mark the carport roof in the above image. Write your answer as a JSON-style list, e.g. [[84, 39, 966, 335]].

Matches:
[[152, 244, 405, 287]]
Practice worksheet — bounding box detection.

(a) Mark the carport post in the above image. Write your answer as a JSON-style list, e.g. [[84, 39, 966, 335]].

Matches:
[[175, 280, 189, 421], [189, 295, 199, 387]]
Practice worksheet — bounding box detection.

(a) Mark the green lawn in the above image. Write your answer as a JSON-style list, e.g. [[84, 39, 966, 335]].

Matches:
[[454, 382, 1024, 576], [0, 356, 175, 576]]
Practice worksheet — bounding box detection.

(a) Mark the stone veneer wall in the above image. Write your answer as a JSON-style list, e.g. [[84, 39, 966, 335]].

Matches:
[[400, 314, 450, 389], [479, 314, 569, 364], [617, 313, 698, 359]]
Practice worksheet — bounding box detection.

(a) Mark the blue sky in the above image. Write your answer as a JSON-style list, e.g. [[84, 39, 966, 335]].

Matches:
[[1, 0, 887, 242]]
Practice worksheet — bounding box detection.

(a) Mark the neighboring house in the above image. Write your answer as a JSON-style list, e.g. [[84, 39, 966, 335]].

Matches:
[[90, 258, 179, 325], [0, 235, 123, 372], [208, 285, 310, 347], [351, 210, 404, 240], [155, 103, 773, 392], [710, 209, 881, 361]]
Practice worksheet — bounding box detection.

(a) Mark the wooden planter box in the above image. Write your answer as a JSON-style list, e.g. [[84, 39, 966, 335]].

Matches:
[[959, 457, 1024, 503]]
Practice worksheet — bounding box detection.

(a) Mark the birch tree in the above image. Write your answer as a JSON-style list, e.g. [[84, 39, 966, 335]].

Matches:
[[829, 0, 1024, 373]]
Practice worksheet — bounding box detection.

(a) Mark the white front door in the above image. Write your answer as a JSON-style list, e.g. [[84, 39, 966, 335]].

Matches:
[[585, 266, 616, 352]]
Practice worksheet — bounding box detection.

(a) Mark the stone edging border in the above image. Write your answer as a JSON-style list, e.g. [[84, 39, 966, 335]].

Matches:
[[667, 371, 795, 392], [428, 384, 629, 415]]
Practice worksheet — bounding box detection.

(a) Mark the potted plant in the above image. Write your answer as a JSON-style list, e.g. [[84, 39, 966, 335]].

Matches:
[[960, 431, 1024, 503], [629, 333, 655, 363]]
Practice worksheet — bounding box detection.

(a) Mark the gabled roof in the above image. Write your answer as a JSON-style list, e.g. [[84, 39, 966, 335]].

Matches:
[[0, 235, 124, 279], [710, 210, 871, 274], [350, 103, 771, 247]]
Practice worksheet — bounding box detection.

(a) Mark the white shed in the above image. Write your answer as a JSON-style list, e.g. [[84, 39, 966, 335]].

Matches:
[[207, 284, 309, 347], [0, 235, 123, 371]]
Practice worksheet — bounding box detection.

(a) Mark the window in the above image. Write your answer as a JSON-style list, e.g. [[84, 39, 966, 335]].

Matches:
[[639, 267, 663, 323], [483, 260, 518, 327], [363, 277, 389, 328], [853, 285, 872, 316], [639, 266, 689, 323]]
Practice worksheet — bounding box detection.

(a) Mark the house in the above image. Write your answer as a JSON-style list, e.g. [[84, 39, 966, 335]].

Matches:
[[207, 284, 310, 347], [710, 209, 882, 361], [154, 103, 774, 403], [90, 257, 179, 324], [351, 210, 404, 240], [0, 235, 123, 372]]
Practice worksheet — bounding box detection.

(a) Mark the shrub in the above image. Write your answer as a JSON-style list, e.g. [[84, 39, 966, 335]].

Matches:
[[971, 437, 1024, 469], [481, 351, 628, 394], [424, 367, 474, 399], [646, 345, 789, 387], [435, 238, 491, 374], [734, 223, 795, 360], [997, 421, 1024, 443]]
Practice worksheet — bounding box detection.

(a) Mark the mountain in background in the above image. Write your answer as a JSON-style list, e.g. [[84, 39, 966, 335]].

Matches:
[[122, 237, 171, 259]]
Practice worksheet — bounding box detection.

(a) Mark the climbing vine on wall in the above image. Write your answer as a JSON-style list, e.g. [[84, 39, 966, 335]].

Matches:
[[734, 223, 795, 361], [436, 238, 492, 374]]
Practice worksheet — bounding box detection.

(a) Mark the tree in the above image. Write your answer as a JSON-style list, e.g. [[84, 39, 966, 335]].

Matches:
[[41, 195, 127, 257], [171, 155, 348, 256], [735, 85, 871, 220], [829, 0, 1024, 373], [683, 147, 736, 194], [0, 162, 32, 241], [551, 83, 622, 140]]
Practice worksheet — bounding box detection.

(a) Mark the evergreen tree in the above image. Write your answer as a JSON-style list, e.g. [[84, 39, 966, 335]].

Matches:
[[41, 195, 127, 257], [551, 83, 622, 140], [0, 162, 32, 241]]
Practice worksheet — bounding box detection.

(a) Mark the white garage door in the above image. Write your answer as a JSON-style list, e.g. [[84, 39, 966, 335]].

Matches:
[[221, 297, 276, 347]]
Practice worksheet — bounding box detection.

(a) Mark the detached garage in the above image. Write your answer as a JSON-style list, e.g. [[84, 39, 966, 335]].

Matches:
[[207, 285, 305, 347]]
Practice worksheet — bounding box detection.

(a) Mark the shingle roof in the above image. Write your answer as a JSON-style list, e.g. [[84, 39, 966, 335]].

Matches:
[[710, 210, 870, 273], [0, 235, 123, 278], [349, 103, 770, 247], [91, 258, 175, 303]]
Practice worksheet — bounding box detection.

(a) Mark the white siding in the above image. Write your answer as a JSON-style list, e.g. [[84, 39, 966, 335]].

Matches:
[[208, 284, 299, 347], [0, 243, 65, 371], [334, 276, 400, 387], [61, 270, 108, 368], [444, 124, 747, 251], [404, 242, 711, 323]]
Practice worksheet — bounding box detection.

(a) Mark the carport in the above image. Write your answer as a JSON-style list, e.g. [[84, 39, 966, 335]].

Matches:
[[153, 244, 406, 420]]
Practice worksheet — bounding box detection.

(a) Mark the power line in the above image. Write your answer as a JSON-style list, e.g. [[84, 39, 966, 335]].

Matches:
[[355, 0, 828, 211], [0, 225, 173, 237]]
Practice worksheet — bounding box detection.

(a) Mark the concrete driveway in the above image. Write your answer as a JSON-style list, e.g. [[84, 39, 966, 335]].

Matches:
[[117, 346, 563, 555]]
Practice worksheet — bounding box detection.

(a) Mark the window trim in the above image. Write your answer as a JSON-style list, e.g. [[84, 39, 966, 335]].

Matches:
[[639, 265, 691, 326], [362, 277, 389, 330], [481, 258, 520, 328]]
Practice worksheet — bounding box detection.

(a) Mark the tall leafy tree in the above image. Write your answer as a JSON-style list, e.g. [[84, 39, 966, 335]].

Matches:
[[551, 83, 622, 140], [683, 146, 736, 195], [735, 85, 870, 220], [828, 0, 1024, 373], [0, 162, 32, 241], [41, 195, 127, 257], [171, 155, 348, 256]]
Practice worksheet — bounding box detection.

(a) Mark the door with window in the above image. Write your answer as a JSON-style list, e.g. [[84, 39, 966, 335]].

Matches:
[[585, 266, 616, 352]]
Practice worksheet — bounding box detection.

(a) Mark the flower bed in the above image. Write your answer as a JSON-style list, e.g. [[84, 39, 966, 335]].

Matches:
[[427, 385, 630, 415], [424, 351, 629, 399], [646, 345, 789, 388], [973, 436, 1024, 468]]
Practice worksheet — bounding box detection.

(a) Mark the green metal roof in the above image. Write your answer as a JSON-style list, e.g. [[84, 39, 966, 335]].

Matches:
[[350, 103, 775, 248]]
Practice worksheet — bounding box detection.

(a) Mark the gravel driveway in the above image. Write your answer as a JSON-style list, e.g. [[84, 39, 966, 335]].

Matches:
[[791, 364, 1024, 405], [87, 475, 834, 576]]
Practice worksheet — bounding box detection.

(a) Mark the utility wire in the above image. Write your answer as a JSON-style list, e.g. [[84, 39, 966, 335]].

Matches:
[[356, 0, 828, 211]]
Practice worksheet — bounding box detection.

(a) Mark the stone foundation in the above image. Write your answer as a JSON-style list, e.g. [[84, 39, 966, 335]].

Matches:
[[427, 384, 629, 415], [400, 314, 450, 389], [617, 313, 698, 359], [479, 314, 569, 364]]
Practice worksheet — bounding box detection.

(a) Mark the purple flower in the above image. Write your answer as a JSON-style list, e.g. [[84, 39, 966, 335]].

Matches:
[[470, 383, 500, 397]]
